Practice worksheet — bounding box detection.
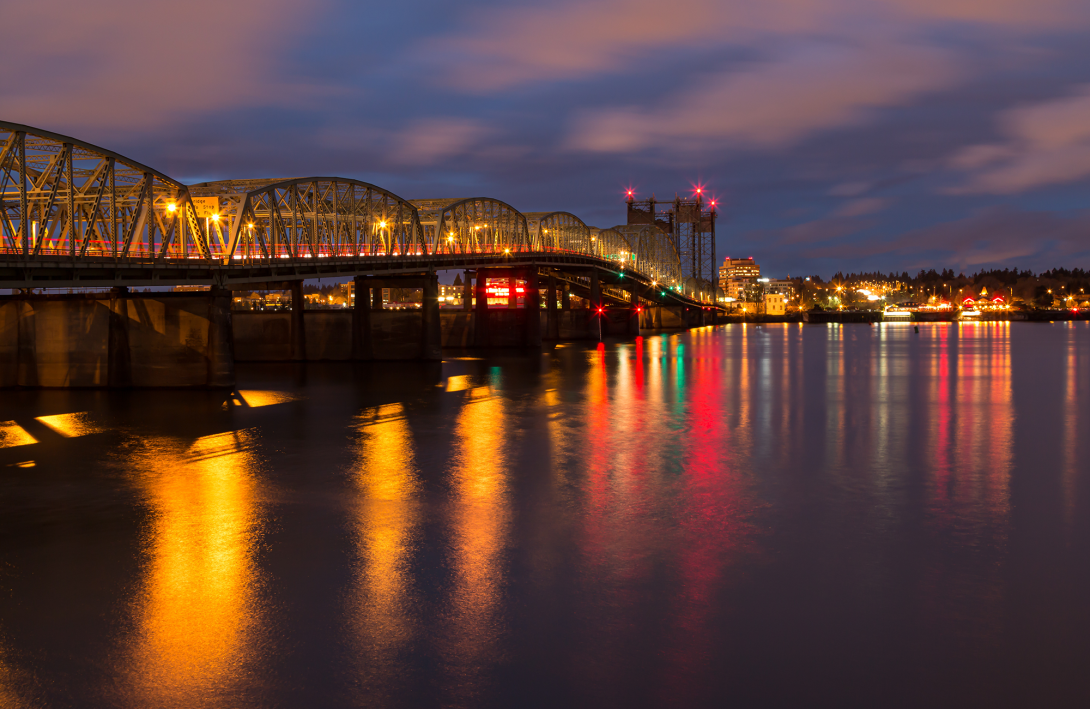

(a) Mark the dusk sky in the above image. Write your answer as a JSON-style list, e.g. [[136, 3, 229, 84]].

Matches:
[[6, 0, 1090, 278]]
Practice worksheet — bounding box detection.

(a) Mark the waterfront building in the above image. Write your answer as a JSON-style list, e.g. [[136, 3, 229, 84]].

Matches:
[[763, 292, 787, 316], [720, 257, 761, 301], [764, 278, 796, 298]]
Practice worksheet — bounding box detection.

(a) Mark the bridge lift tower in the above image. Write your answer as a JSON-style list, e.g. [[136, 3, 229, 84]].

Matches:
[[625, 192, 717, 289]]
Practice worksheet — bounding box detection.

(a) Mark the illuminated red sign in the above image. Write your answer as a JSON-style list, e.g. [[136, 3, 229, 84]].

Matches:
[[486, 286, 525, 296]]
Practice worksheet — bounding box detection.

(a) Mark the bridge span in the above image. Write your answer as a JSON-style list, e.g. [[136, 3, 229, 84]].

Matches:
[[1, 121, 723, 388]]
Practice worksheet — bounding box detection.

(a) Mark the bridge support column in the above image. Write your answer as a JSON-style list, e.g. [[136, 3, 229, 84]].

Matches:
[[627, 286, 640, 336], [372, 283, 383, 310], [590, 269, 601, 311], [290, 280, 306, 362], [422, 272, 441, 360], [524, 268, 541, 348], [508, 274, 517, 309], [474, 269, 490, 347], [352, 276, 373, 361], [654, 305, 663, 329], [561, 281, 571, 310], [101, 288, 131, 388], [462, 270, 473, 311], [207, 287, 235, 388], [16, 293, 38, 387], [545, 273, 559, 340]]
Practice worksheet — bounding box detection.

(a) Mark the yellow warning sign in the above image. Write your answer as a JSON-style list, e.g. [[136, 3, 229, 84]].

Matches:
[[191, 197, 220, 218]]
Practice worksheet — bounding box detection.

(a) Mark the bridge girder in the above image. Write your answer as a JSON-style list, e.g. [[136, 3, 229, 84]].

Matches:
[[413, 197, 530, 257], [0, 122, 211, 262], [190, 177, 424, 262]]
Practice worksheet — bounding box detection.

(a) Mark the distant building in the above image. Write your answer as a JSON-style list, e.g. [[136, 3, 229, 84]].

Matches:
[[764, 278, 795, 298], [720, 257, 760, 300], [763, 292, 787, 316], [438, 284, 463, 306]]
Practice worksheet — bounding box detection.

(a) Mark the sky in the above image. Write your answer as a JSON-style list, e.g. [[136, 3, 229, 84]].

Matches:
[[5, 0, 1090, 279]]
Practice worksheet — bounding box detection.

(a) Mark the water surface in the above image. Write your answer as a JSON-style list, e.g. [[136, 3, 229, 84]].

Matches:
[[2, 322, 1089, 707]]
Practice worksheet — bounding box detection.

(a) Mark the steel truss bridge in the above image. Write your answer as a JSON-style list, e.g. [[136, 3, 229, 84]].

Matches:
[[0, 121, 715, 308]]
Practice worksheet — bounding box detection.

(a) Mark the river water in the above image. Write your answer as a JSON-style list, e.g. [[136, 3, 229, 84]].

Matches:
[[1, 322, 1089, 708]]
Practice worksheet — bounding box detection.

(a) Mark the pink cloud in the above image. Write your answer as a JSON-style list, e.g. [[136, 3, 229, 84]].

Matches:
[[0, 0, 327, 135], [950, 84, 1090, 193], [832, 197, 890, 217], [392, 118, 487, 165], [780, 207, 1090, 268], [567, 44, 961, 152], [429, 0, 1089, 91]]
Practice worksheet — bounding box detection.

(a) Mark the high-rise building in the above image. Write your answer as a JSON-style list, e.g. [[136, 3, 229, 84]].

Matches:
[[719, 257, 760, 300]]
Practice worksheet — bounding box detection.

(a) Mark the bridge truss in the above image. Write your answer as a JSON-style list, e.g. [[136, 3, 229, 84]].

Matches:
[[414, 198, 529, 255], [190, 178, 424, 262], [0, 121, 710, 306], [1, 121, 209, 260]]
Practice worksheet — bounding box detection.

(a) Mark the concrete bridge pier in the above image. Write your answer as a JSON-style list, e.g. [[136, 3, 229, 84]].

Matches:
[[545, 272, 559, 340], [561, 281, 571, 310], [524, 268, 542, 348], [107, 287, 132, 387], [422, 272, 442, 360], [290, 280, 306, 361], [15, 293, 37, 387], [625, 285, 640, 336], [207, 287, 235, 387], [351, 275, 373, 361], [590, 269, 602, 311], [474, 268, 490, 347]]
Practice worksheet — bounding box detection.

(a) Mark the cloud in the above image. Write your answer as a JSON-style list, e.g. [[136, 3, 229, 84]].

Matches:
[[566, 43, 961, 152], [797, 207, 1090, 269], [428, 0, 1089, 91], [0, 0, 327, 134], [832, 197, 890, 217], [828, 181, 872, 197], [392, 118, 487, 165], [950, 84, 1090, 193]]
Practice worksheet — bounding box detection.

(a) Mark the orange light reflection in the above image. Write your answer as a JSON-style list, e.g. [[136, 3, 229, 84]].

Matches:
[[118, 429, 265, 707], [350, 403, 422, 695]]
